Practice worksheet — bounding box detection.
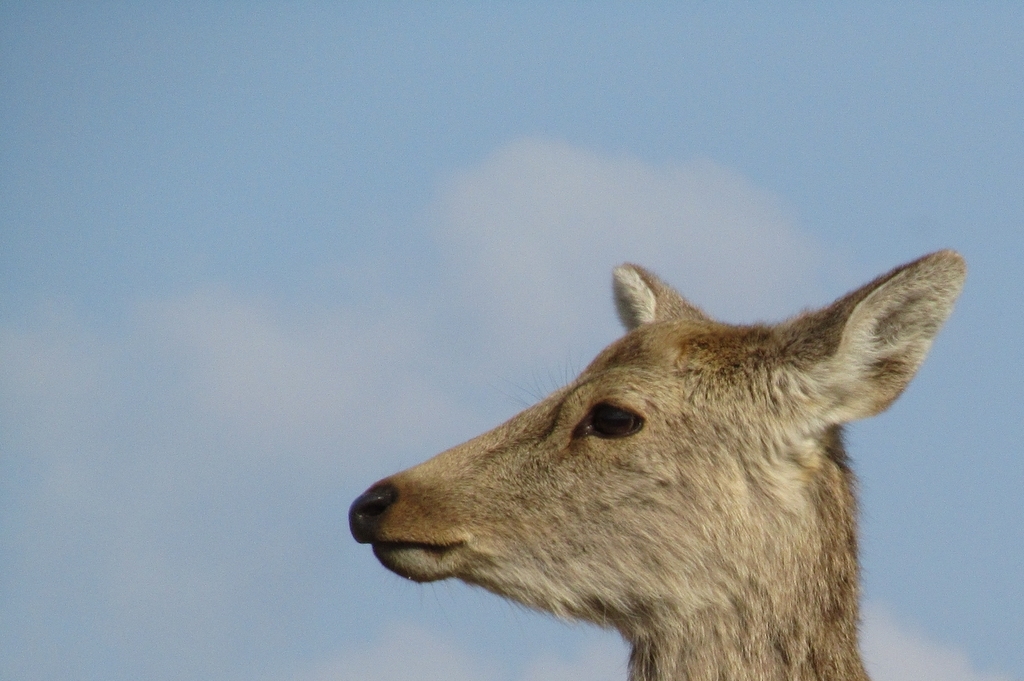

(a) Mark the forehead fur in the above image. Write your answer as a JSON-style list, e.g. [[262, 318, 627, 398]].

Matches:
[[584, 318, 781, 380]]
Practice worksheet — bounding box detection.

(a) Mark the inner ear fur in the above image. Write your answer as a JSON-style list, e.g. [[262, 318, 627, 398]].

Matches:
[[613, 264, 709, 330], [780, 250, 966, 423]]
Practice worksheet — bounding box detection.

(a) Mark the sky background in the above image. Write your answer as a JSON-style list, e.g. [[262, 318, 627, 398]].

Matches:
[[1, 3, 1022, 681]]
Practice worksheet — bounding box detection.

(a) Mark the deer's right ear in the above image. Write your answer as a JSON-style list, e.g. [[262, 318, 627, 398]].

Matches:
[[612, 264, 709, 330]]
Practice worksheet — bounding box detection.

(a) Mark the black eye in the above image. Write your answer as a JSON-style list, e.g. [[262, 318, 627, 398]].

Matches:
[[576, 403, 644, 439]]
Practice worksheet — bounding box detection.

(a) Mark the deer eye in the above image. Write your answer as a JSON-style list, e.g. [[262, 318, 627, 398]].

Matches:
[[576, 403, 644, 439]]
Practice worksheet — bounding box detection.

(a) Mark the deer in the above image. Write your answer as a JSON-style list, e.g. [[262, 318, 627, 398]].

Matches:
[[350, 250, 966, 681]]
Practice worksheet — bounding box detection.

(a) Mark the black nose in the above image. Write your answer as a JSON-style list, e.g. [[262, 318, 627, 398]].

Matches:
[[349, 483, 398, 544]]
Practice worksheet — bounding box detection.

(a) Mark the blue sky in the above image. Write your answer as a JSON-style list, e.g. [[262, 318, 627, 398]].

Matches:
[[1, 4, 1022, 681]]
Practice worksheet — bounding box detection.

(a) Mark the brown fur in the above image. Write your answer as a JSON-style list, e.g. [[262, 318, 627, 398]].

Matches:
[[351, 251, 966, 681]]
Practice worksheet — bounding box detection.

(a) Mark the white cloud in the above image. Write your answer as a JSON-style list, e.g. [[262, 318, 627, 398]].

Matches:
[[862, 603, 1014, 681], [289, 624, 627, 681], [0, 291, 473, 681], [519, 638, 627, 681], [291, 624, 499, 681], [293, 603, 1013, 681], [1, 289, 468, 483], [433, 138, 832, 372], [137, 288, 465, 471], [0, 307, 115, 441]]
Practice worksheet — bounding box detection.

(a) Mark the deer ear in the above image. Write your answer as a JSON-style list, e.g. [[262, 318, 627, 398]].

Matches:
[[612, 264, 709, 330], [784, 250, 966, 423]]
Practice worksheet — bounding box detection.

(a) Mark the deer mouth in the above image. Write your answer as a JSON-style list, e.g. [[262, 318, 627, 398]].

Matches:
[[371, 540, 466, 582]]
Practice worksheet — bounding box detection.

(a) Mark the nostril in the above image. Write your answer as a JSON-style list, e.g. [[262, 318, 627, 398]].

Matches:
[[359, 493, 392, 517], [349, 483, 398, 544]]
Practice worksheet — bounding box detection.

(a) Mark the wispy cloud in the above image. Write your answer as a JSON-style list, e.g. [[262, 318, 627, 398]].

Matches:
[[433, 138, 832, 374], [137, 288, 464, 471], [291, 606, 1013, 681], [862, 604, 1014, 681], [289, 624, 501, 681], [518, 638, 628, 681], [0, 291, 467, 681], [289, 623, 627, 681]]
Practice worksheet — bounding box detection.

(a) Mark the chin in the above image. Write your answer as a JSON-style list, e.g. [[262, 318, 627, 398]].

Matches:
[[372, 542, 462, 583]]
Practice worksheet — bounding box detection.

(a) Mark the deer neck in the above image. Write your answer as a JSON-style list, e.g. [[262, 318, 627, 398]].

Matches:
[[624, 430, 870, 681], [625, 602, 869, 681]]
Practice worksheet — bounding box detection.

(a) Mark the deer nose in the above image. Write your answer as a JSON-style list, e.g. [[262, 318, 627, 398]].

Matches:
[[349, 483, 398, 544]]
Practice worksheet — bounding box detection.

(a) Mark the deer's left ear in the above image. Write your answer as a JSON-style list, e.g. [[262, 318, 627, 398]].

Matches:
[[782, 250, 966, 423], [612, 264, 709, 330]]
